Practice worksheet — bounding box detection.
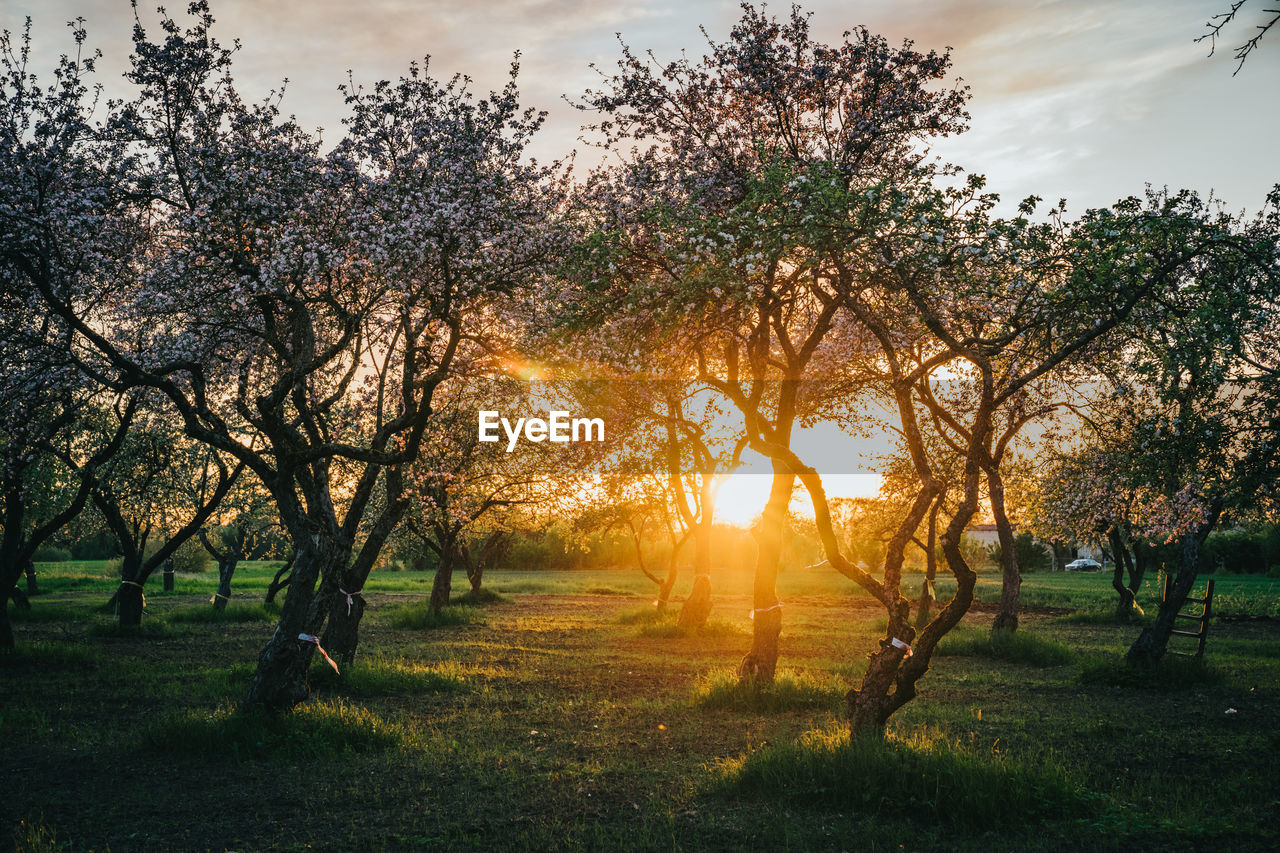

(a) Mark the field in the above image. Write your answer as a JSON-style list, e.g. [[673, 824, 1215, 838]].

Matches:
[[3, 562, 1279, 851]]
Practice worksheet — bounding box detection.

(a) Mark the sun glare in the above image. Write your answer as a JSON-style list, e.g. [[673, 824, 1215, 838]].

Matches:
[[714, 472, 882, 528]]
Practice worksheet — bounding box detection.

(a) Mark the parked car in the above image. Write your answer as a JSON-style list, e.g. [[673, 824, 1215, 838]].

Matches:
[[1064, 558, 1101, 572]]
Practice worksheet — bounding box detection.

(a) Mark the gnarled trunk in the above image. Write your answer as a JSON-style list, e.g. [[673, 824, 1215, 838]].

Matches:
[[245, 535, 345, 711], [212, 553, 238, 610]]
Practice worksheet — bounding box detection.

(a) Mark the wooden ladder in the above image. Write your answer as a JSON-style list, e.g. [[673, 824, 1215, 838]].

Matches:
[[1164, 575, 1215, 657]]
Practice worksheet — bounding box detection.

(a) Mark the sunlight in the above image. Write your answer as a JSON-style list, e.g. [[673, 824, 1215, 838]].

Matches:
[[714, 470, 882, 528]]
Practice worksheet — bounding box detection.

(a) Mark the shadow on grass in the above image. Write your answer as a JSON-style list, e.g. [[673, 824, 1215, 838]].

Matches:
[[712, 726, 1095, 831], [696, 669, 843, 713], [1078, 654, 1224, 690], [146, 700, 405, 760], [386, 602, 484, 630], [937, 626, 1075, 667]]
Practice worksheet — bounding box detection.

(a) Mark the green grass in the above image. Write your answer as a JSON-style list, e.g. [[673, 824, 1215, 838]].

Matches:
[[617, 604, 667, 624], [86, 618, 171, 638], [385, 601, 484, 629], [5, 561, 1280, 851], [714, 726, 1094, 831], [1079, 654, 1225, 690], [937, 626, 1076, 667], [637, 617, 745, 639], [310, 658, 469, 697], [6, 602, 93, 623], [166, 603, 278, 624], [696, 669, 843, 713], [145, 700, 406, 760], [0, 640, 101, 668]]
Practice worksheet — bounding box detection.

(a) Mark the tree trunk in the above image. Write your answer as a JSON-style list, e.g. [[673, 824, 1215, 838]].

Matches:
[[916, 496, 941, 629], [117, 578, 145, 627], [245, 535, 343, 712], [321, 586, 366, 666], [1107, 527, 1138, 620], [678, 475, 717, 628], [1127, 521, 1214, 666], [264, 553, 295, 605], [430, 544, 455, 613], [736, 464, 792, 682], [466, 552, 484, 593], [0, 587, 14, 650], [989, 467, 1020, 633], [212, 554, 237, 610]]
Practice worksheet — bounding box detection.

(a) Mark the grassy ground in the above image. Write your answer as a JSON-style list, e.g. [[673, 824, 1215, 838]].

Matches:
[[3, 562, 1278, 851]]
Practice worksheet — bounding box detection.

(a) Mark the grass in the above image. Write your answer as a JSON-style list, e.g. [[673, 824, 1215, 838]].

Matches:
[[145, 700, 406, 760], [714, 726, 1094, 832], [85, 618, 171, 638], [166, 603, 278, 624], [310, 658, 469, 697], [1079, 654, 1225, 690], [937, 626, 1076, 667], [695, 669, 843, 713], [4, 561, 1280, 851], [385, 601, 484, 629], [0, 640, 101, 668], [6, 602, 93, 623], [637, 617, 745, 638]]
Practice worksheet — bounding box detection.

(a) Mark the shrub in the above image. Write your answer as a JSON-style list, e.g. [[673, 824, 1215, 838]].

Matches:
[[31, 545, 71, 562], [452, 587, 508, 606], [169, 537, 212, 573], [714, 726, 1093, 831]]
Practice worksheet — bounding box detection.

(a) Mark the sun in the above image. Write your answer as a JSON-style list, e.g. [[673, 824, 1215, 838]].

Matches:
[[713, 470, 882, 528]]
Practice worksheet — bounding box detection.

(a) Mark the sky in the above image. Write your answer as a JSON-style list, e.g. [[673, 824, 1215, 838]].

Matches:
[[7, 0, 1278, 523]]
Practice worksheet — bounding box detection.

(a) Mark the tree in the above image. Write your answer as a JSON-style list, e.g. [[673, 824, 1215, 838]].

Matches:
[[90, 394, 241, 626], [11, 5, 562, 708], [1198, 1, 1280, 73], [565, 3, 969, 681], [198, 475, 275, 610]]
